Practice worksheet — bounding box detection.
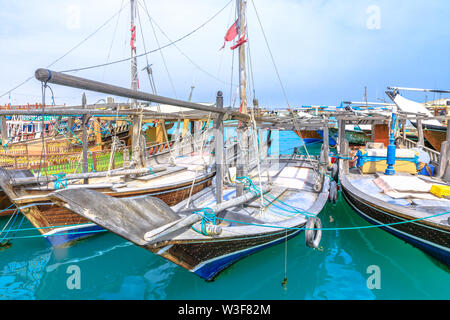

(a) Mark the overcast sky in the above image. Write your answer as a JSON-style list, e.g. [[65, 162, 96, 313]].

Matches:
[[0, 0, 449, 108]]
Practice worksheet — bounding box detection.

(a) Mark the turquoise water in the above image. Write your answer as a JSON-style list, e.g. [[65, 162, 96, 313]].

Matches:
[[0, 132, 449, 300]]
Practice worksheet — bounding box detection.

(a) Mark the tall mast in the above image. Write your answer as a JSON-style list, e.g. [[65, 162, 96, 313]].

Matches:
[[237, 0, 247, 115], [236, 0, 248, 197], [130, 0, 138, 96], [130, 0, 144, 168]]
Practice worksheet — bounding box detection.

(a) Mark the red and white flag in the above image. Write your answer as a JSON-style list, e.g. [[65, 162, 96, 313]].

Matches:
[[220, 20, 238, 50]]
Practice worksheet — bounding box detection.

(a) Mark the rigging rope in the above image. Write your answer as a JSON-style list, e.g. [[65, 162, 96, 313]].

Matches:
[[59, 0, 234, 75], [102, 0, 126, 81], [139, 0, 178, 98], [250, 0, 290, 108], [0, 4, 128, 99], [138, 1, 233, 87]]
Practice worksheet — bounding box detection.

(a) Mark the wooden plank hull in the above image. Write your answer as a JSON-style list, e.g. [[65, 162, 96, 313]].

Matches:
[[295, 130, 323, 145], [341, 178, 450, 267], [329, 128, 371, 146], [11, 174, 214, 247], [295, 129, 370, 146], [423, 129, 446, 152], [43, 163, 330, 280], [0, 190, 15, 217], [148, 226, 304, 281]]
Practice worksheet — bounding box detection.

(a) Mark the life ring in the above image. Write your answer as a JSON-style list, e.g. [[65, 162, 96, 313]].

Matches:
[[305, 217, 322, 249]]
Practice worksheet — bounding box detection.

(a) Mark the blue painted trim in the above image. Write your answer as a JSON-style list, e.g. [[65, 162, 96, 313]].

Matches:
[[316, 130, 337, 146], [356, 150, 419, 169], [45, 224, 105, 247], [342, 192, 450, 266], [194, 229, 303, 280]]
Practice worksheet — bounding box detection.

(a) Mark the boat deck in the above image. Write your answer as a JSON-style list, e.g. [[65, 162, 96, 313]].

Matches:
[[346, 168, 450, 226], [19, 154, 213, 198], [172, 163, 323, 238]]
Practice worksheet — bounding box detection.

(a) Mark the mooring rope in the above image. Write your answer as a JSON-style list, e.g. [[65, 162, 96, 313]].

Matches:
[[192, 203, 450, 233]]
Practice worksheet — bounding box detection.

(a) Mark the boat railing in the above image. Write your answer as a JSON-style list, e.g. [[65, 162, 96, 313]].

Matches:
[[0, 147, 130, 174], [145, 140, 176, 157], [398, 136, 440, 165], [0, 104, 67, 110]]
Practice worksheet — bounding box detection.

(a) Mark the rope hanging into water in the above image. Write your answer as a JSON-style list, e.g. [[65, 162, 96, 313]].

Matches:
[[0, 210, 18, 242]]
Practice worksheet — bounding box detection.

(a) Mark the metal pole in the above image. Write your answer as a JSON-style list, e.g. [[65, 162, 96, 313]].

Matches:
[[34, 69, 251, 121], [82, 93, 89, 183], [401, 119, 407, 140], [417, 118, 424, 147], [387, 86, 450, 94], [214, 91, 224, 204], [0, 116, 7, 145], [0, 109, 217, 119], [446, 121, 450, 143], [385, 113, 397, 175], [322, 121, 329, 166], [338, 119, 346, 155]]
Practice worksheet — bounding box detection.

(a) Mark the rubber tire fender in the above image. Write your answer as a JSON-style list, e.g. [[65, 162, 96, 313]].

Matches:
[[305, 217, 322, 249]]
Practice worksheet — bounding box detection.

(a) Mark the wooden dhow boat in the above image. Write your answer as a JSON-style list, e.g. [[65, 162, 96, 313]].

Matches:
[[0, 130, 216, 247], [387, 87, 450, 152], [4, 0, 330, 279], [47, 126, 331, 280], [337, 112, 450, 266]]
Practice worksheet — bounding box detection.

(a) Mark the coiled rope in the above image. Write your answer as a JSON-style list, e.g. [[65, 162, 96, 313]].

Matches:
[[192, 208, 217, 236]]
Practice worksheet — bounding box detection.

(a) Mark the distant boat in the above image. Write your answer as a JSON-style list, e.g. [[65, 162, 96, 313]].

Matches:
[[387, 91, 447, 152], [295, 125, 371, 147], [338, 113, 450, 266]]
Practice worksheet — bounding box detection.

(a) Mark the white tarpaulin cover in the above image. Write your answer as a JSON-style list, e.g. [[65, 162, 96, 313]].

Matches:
[[374, 175, 432, 193], [372, 175, 441, 200], [393, 94, 442, 127]]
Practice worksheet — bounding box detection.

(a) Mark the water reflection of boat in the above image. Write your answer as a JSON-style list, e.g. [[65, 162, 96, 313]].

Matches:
[[0, 248, 52, 300]]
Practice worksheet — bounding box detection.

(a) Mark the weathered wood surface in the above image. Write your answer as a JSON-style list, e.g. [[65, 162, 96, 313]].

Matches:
[[340, 171, 450, 266], [10, 167, 167, 186], [50, 189, 181, 246], [423, 129, 446, 152], [0, 166, 214, 238]]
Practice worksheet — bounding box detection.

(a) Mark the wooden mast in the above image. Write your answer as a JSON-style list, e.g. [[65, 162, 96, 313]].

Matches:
[[130, 0, 144, 168], [236, 0, 248, 197]]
